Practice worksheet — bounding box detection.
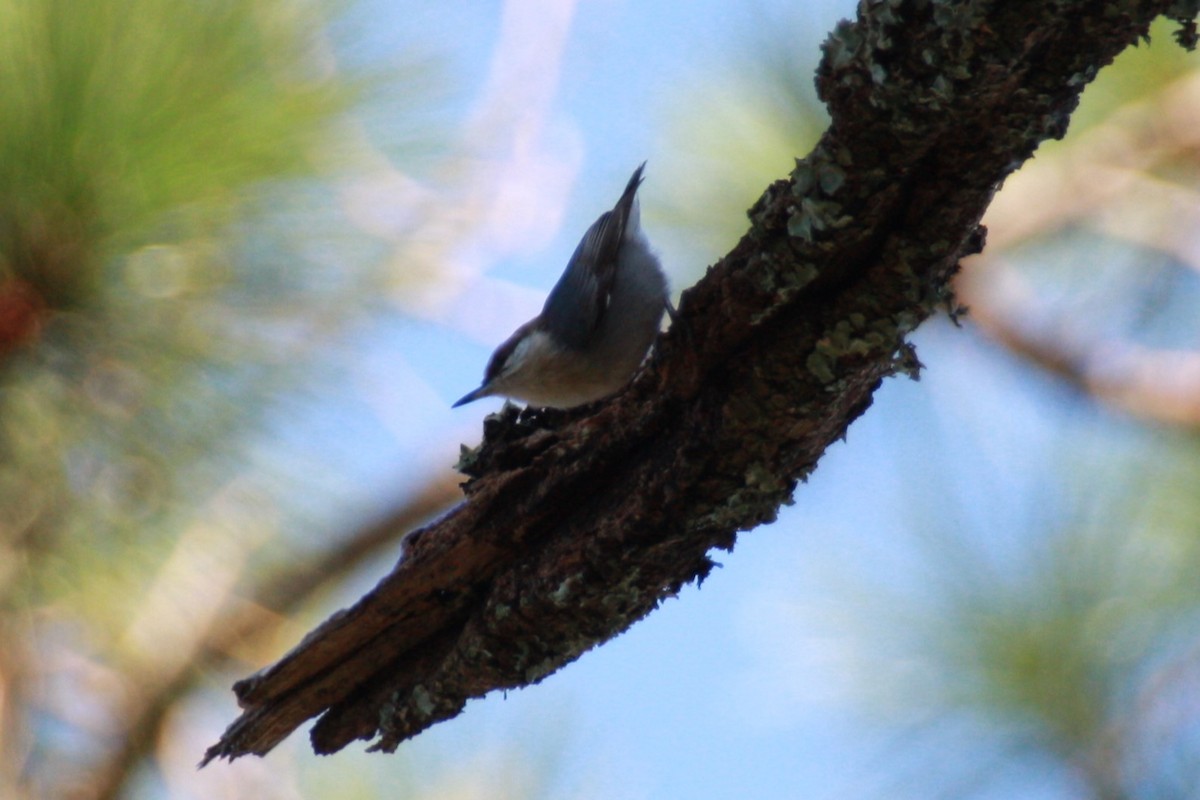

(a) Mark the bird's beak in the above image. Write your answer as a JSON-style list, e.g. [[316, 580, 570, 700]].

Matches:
[[452, 386, 487, 408]]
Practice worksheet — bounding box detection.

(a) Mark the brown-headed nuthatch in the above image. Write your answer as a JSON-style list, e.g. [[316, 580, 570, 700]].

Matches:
[[454, 163, 671, 409]]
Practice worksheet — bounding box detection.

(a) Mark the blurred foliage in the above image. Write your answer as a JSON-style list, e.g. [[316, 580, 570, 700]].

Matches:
[[656, 20, 827, 272], [0, 0, 420, 795], [0, 0, 365, 631], [808, 424, 1200, 799], [0, 0, 351, 286], [922, 437, 1200, 798]]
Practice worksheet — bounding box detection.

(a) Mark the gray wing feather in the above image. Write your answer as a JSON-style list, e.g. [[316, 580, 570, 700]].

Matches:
[[539, 165, 644, 350]]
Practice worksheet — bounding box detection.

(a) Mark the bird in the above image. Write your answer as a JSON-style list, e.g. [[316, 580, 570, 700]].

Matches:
[[453, 163, 671, 409]]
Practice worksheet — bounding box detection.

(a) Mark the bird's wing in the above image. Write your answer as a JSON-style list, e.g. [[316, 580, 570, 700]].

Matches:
[[538, 165, 644, 350]]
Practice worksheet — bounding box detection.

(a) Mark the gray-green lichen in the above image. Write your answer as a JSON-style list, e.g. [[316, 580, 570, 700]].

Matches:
[[454, 442, 481, 474], [550, 576, 580, 606], [787, 143, 856, 243], [409, 685, 436, 719]]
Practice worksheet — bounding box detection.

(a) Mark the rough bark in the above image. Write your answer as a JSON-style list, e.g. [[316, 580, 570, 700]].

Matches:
[[203, 0, 1199, 763]]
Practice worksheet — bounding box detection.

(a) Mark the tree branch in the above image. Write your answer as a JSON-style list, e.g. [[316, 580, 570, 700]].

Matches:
[[203, 0, 1199, 764]]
